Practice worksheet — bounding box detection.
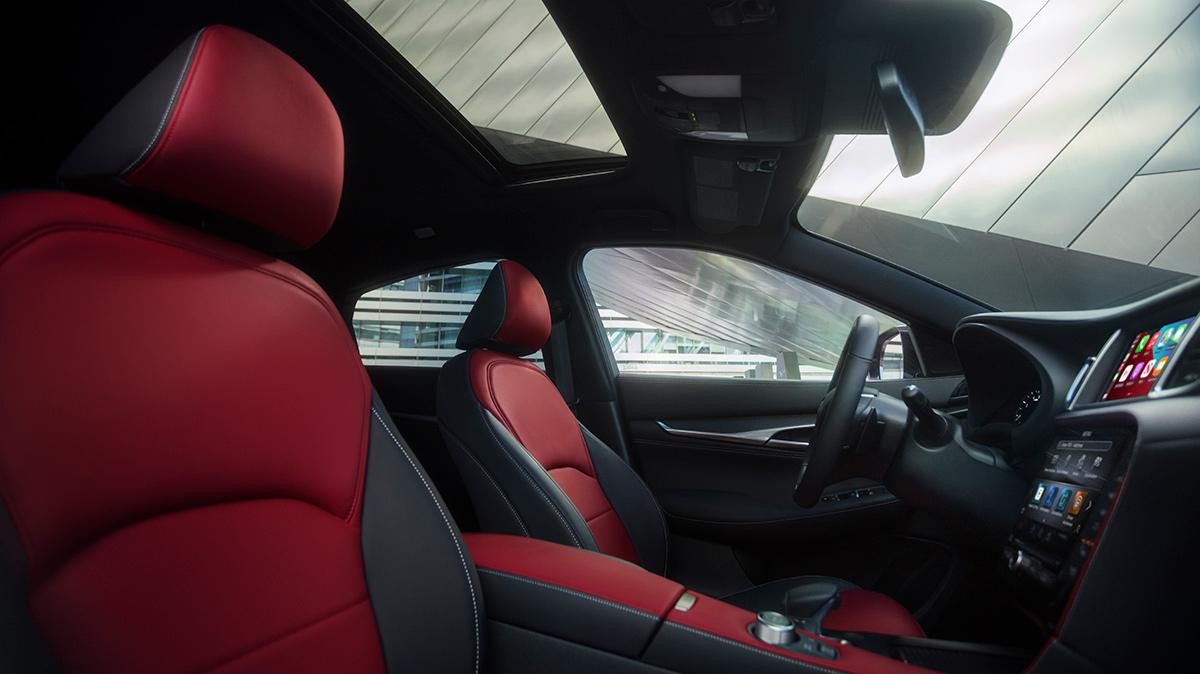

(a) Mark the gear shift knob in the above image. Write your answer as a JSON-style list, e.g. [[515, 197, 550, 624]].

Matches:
[[784, 583, 841, 636]]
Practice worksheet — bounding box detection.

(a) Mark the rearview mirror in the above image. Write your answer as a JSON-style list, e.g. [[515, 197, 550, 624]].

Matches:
[[874, 62, 925, 177]]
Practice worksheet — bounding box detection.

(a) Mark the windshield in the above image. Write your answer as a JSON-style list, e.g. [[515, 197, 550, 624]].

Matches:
[[798, 0, 1199, 311]]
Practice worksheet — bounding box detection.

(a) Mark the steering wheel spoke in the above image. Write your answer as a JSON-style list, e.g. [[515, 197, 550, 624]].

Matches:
[[793, 314, 880, 507]]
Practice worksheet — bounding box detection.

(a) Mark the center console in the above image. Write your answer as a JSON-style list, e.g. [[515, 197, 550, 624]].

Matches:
[[996, 315, 1195, 627], [467, 532, 1043, 674], [1001, 427, 1130, 626], [465, 532, 942, 674]]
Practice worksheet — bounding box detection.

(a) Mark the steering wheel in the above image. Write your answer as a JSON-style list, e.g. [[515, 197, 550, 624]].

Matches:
[[793, 314, 880, 507]]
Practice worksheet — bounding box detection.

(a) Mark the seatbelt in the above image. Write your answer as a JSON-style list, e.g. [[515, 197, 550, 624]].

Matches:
[[547, 299, 577, 410]]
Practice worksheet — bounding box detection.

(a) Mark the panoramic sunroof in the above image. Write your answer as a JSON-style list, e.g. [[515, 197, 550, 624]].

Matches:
[[347, 0, 625, 165]]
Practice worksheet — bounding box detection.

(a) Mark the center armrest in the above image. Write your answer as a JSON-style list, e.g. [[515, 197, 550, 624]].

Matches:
[[465, 533, 684, 657], [465, 534, 935, 673]]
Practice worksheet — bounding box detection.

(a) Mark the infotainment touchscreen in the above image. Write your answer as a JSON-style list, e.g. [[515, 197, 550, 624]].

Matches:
[[1022, 438, 1113, 534], [1103, 317, 1191, 400]]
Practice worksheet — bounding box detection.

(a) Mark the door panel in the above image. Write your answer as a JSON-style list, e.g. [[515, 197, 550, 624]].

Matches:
[[578, 246, 970, 609], [618, 374, 965, 546], [616, 372, 966, 601], [618, 375, 899, 545]]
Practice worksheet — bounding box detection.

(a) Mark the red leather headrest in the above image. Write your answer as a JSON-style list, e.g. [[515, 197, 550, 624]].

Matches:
[[456, 260, 551, 356], [59, 25, 343, 248]]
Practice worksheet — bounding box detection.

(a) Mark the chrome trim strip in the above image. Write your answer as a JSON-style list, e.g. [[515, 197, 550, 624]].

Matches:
[[765, 438, 810, 450], [1065, 357, 1095, 407], [1069, 329, 1122, 409], [656, 421, 813, 448]]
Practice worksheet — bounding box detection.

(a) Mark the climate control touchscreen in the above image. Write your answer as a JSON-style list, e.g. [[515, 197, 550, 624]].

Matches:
[[1103, 317, 1191, 400], [1021, 439, 1111, 536], [1003, 433, 1126, 611]]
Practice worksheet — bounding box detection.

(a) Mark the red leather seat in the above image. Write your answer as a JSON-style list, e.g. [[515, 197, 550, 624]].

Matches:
[[437, 259, 925, 638], [0, 23, 925, 674], [0, 25, 481, 674]]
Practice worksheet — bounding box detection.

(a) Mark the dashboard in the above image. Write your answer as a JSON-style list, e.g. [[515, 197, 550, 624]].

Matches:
[[949, 278, 1200, 672]]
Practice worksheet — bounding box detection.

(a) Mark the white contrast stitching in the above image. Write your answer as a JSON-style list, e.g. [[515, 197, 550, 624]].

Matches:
[[477, 569, 660, 622], [661, 622, 843, 674], [454, 434, 530, 536], [583, 425, 671, 574], [120, 29, 205, 176], [372, 408, 479, 674], [479, 410, 584, 547]]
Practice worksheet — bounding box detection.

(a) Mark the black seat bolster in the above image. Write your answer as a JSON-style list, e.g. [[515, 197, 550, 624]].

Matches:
[[581, 425, 670, 576], [361, 391, 485, 674], [437, 352, 598, 553]]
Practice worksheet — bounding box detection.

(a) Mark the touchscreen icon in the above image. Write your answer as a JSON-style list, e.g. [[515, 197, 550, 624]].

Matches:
[[1119, 364, 1134, 382], [1067, 491, 1088, 516], [1130, 362, 1144, 380], [1140, 361, 1154, 379], [1055, 489, 1073, 512], [1135, 334, 1150, 353], [1042, 485, 1059, 508], [1154, 357, 1169, 375], [1172, 323, 1187, 343]]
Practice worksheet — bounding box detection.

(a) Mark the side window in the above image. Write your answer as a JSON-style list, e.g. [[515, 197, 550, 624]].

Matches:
[[581, 247, 901, 381], [353, 261, 542, 367]]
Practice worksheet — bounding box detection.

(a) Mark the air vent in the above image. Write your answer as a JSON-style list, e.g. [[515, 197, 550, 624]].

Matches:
[[1065, 357, 1095, 407], [1161, 335, 1200, 390], [948, 379, 969, 405]]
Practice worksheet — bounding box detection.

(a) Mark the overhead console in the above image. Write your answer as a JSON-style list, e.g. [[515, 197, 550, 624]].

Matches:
[[630, 0, 1010, 143], [623, 0, 1011, 233]]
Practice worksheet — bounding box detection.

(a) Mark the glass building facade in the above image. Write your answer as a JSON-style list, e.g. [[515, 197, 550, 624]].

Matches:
[[355, 253, 903, 381]]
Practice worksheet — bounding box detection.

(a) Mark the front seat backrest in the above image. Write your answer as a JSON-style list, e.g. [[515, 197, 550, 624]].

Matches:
[[438, 260, 669, 574], [0, 25, 481, 674]]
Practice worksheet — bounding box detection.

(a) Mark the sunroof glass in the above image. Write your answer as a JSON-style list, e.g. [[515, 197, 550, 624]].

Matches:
[[348, 0, 625, 164]]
